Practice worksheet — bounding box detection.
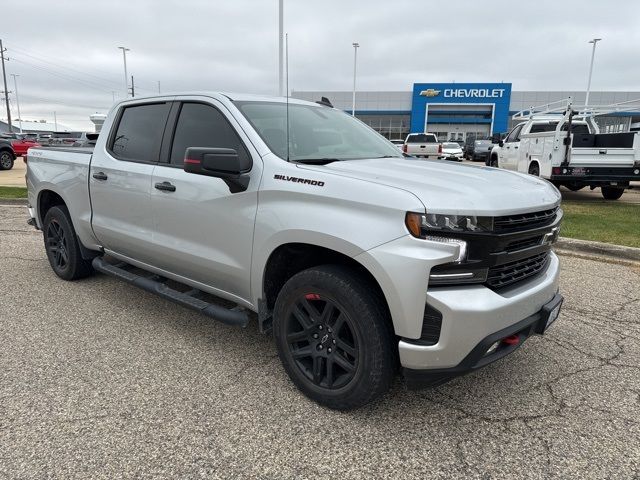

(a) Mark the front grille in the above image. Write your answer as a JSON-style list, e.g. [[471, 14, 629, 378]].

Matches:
[[505, 235, 543, 252], [486, 252, 550, 289], [494, 208, 558, 232]]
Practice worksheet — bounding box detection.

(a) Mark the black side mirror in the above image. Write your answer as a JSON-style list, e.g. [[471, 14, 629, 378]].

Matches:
[[184, 147, 251, 192], [498, 140, 504, 147]]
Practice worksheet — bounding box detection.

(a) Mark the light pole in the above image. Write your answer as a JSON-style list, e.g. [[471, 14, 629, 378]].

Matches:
[[585, 38, 601, 110], [10, 74, 22, 133], [278, 0, 284, 96], [118, 46, 130, 97], [351, 42, 359, 116]]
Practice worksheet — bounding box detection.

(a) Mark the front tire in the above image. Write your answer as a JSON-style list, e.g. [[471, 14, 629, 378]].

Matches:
[[601, 186, 624, 200], [43, 205, 94, 280], [0, 151, 14, 170], [273, 265, 396, 410]]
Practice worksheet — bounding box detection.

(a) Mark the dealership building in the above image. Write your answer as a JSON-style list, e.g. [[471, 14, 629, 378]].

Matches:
[[293, 83, 640, 142]]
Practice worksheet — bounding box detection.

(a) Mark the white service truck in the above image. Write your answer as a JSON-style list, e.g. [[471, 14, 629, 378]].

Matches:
[[489, 104, 640, 200], [26, 93, 563, 409]]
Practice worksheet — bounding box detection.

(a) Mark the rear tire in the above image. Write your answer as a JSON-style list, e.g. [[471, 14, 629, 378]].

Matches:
[[273, 265, 396, 410], [601, 186, 624, 200], [528, 163, 540, 177], [43, 205, 94, 280], [0, 151, 14, 170]]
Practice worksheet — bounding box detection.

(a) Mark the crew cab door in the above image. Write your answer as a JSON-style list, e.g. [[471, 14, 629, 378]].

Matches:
[[499, 123, 523, 171], [90, 101, 172, 265], [150, 100, 261, 302]]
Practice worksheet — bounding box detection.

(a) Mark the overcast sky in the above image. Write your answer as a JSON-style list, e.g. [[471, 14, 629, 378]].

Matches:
[[1, 0, 639, 130]]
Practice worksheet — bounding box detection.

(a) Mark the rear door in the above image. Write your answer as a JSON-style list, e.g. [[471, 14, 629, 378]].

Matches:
[[90, 101, 172, 264], [149, 99, 262, 302]]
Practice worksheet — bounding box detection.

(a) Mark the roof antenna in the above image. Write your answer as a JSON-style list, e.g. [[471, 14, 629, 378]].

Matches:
[[285, 32, 290, 162]]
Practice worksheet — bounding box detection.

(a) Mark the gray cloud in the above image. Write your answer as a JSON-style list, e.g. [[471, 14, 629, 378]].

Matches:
[[2, 0, 638, 130]]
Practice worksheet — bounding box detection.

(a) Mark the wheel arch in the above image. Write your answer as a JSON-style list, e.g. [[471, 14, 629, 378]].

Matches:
[[0, 146, 16, 159], [528, 159, 541, 175], [258, 242, 392, 333]]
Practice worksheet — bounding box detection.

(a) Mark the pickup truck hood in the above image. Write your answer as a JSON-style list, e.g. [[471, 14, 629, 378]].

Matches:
[[300, 158, 560, 215]]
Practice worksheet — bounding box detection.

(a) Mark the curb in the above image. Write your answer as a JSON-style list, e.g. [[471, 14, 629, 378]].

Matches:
[[0, 198, 28, 205], [555, 237, 640, 266]]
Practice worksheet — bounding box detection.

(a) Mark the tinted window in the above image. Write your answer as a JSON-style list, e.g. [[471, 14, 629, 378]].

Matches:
[[506, 124, 523, 142], [407, 133, 437, 143], [170, 103, 249, 166], [111, 103, 171, 162]]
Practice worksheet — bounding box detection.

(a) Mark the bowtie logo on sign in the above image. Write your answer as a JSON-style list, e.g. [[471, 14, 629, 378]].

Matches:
[[419, 89, 441, 97]]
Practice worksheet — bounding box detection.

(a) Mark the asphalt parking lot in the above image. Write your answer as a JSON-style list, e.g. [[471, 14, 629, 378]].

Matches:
[[1, 204, 639, 479]]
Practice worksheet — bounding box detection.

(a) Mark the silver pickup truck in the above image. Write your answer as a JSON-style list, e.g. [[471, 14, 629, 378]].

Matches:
[[403, 133, 442, 159], [26, 93, 563, 409]]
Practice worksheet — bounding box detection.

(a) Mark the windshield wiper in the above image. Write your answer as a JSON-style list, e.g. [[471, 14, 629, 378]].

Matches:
[[292, 158, 341, 165]]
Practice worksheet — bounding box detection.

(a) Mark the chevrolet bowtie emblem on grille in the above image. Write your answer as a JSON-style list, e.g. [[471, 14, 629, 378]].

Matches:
[[541, 227, 560, 246], [419, 89, 441, 97]]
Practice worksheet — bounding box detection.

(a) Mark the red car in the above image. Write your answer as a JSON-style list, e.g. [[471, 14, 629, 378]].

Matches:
[[11, 137, 41, 157]]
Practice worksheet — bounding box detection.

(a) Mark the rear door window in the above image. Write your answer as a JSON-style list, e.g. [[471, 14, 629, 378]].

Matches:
[[110, 103, 171, 162], [407, 134, 437, 143]]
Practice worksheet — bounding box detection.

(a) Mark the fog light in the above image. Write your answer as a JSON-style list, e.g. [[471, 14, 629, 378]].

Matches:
[[634, 169, 639, 175], [485, 341, 500, 356]]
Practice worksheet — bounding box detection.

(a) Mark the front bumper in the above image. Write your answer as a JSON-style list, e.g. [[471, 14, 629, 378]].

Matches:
[[404, 291, 562, 388], [398, 251, 560, 372]]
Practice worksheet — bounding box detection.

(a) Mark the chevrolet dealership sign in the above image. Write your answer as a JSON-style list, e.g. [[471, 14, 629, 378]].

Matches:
[[411, 82, 513, 134], [420, 88, 506, 98]]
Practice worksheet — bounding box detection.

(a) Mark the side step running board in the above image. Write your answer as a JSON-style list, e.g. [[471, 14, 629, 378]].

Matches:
[[92, 257, 250, 328]]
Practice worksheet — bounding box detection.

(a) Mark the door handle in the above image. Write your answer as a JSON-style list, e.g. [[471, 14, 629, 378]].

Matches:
[[154, 181, 176, 192], [92, 171, 108, 180], [514, 146, 519, 149]]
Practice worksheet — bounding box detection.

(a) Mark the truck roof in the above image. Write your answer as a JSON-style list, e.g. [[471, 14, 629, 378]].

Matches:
[[114, 92, 322, 108]]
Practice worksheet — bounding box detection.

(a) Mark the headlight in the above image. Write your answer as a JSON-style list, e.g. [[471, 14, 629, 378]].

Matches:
[[406, 212, 493, 234], [405, 212, 469, 262]]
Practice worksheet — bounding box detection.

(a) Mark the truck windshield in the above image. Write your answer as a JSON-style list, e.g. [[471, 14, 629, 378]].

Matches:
[[234, 101, 402, 162]]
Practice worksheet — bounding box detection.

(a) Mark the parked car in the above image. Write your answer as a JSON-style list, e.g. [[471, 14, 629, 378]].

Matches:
[[27, 93, 563, 410], [389, 139, 405, 152], [441, 142, 464, 161], [11, 137, 41, 157], [0, 138, 16, 170], [489, 112, 640, 200], [72, 132, 99, 147], [48, 131, 85, 146], [465, 138, 494, 161], [403, 133, 442, 159]]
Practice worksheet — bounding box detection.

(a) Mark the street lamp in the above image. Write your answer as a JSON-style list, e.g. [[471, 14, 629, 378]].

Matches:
[[351, 42, 359, 116], [10, 74, 22, 133], [118, 46, 130, 97], [278, 0, 284, 96], [585, 38, 601, 110]]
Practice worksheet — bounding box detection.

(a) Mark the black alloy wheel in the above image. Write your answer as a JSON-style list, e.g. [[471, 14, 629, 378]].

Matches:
[[285, 294, 359, 390], [42, 205, 93, 280], [46, 219, 69, 271], [273, 265, 396, 410]]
